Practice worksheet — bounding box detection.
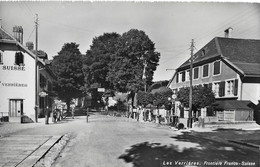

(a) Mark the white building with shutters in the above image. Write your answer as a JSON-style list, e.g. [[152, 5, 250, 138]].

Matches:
[[167, 34, 260, 122]]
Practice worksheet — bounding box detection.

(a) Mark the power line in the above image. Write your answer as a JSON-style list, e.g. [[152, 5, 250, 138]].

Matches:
[[40, 18, 94, 34], [26, 27, 35, 43]]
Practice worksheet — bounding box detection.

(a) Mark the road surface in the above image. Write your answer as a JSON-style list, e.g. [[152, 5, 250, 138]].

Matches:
[[51, 114, 259, 167]]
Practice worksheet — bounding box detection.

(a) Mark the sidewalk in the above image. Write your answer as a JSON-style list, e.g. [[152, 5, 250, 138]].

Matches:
[[0, 118, 69, 167], [0, 135, 62, 167], [0, 118, 49, 136]]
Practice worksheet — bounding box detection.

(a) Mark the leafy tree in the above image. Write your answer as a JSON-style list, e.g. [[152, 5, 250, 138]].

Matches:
[[137, 91, 154, 107], [177, 85, 215, 110], [107, 29, 160, 93], [137, 87, 172, 108], [83, 33, 120, 90], [51, 43, 85, 112], [152, 87, 173, 108]]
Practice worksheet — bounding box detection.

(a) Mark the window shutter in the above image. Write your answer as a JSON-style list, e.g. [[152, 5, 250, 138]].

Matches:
[[19, 52, 24, 65], [176, 73, 179, 83], [15, 52, 24, 65], [234, 79, 238, 96], [219, 81, 225, 97], [182, 71, 185, 82], [209, 83, 212, 90], [15, 52, 19, 65]]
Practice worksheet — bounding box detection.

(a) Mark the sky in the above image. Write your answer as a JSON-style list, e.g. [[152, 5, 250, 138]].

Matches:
[[0, 1, 260, 82]]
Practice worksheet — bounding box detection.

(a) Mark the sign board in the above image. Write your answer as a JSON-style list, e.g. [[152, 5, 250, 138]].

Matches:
[[217, 111, 224, 121], [172, 94, 177, 99], [97, 88, 105, 92], [39, 91, 48, 97]]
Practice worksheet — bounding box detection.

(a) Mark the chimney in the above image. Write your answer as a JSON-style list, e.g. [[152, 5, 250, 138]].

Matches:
[[13, 26, 23, 44], [26, 42, 34, 50], [224, 27, 233, 38]]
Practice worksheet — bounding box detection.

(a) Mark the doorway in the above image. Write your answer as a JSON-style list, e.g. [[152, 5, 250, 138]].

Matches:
[[9, 99, 23, 117]]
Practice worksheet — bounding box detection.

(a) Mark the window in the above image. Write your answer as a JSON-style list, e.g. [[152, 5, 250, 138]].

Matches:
[[226, 80, 234, 95], [176, 72, 179, 83], [226, 79, 239, 96], [186, 70, 190, 81], [15, 52, 24, 65], [202, 64, 209, 77], [213, 61, 221, 75], [214, 82, 220, 97], [193, 67, 199, 79], [0, 51, 3, 64]]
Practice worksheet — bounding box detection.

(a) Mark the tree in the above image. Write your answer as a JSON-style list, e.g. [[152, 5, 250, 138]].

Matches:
[[152, 87, 173, 108], [83, 33, 120, 90], [136, 91, 154, 107], [107, 29, 160, 93], [51, 43, 85, 112], [177, 85, 215, 110]]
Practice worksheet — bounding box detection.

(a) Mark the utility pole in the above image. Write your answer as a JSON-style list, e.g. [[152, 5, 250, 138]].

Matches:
[[35, 14, 39, 123], [188, 39, 194, 128], [143, 59, 147, 92]]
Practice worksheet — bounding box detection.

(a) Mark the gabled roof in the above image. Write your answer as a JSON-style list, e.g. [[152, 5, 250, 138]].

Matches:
[[0, 28, 13, 40], [178, 37, 260, 77], [0, 27, 44, 64]]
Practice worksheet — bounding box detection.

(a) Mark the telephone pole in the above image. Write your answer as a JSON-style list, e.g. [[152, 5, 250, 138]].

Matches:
[[35, 14, 39, 123], [188, 39, 194, 128]]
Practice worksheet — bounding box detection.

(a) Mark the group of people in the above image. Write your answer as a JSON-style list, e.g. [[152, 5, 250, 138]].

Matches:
[[52, 108, 63, 123]]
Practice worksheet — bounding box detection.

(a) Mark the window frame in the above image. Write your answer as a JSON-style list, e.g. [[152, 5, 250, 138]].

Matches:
[[213, 82, 220, 97], [213, 60, 221, 76], [193, 67, 199, 80], [186, 70, 190, 81], [14, 52, 25, 66], [202, 64, 210, 78]]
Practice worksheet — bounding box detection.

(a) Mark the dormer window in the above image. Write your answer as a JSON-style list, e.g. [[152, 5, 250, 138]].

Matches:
[[0, 51, 3, 64], [15, 52, 24, 66]]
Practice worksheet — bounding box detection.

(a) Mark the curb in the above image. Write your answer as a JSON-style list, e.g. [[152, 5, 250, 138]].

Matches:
[[34, 134, 70, 167], [228, 140, 260, 149]]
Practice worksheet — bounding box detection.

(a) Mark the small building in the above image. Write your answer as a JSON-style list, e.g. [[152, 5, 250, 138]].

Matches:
[[0, 25, 56, 123], [213, 100, 254, 122]]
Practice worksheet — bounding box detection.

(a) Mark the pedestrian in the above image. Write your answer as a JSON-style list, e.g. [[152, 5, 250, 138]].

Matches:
[[45, 106, 50, 125], [53, 109, 57, 123], [71, 106, 75, 119]]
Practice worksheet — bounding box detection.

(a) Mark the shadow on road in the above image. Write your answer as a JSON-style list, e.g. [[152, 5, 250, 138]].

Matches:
[[119, 132, 259, 167]]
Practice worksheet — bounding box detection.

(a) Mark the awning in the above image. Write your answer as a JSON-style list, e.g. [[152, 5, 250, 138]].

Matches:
[[212, 100, 253, 111]]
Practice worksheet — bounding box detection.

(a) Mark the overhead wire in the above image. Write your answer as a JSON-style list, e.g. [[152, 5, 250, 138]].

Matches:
[[26, 27, 36, 43], [161, 5, 259, 67]]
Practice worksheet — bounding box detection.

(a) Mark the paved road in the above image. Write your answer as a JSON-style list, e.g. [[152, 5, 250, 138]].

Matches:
[[1, 114, 259, 167], [51, 114, 259, 167]]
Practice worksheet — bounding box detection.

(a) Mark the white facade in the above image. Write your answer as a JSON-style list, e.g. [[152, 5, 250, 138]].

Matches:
[[0, 50, 36, 121], [241, 83, 260, 104]]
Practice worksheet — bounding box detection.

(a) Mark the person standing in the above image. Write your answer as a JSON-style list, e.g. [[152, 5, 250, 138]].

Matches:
[[71, 105, 75, 119], [53, 109, 57, 123]]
